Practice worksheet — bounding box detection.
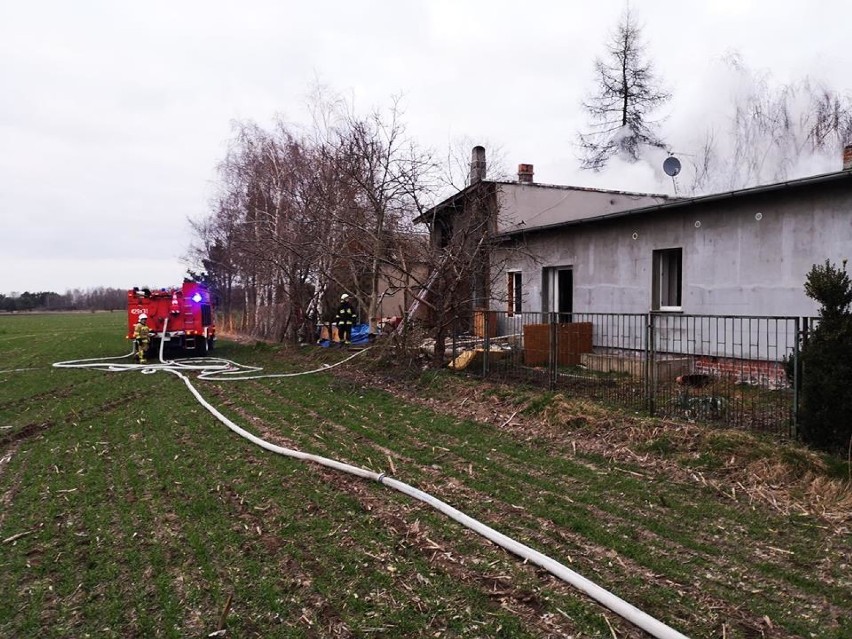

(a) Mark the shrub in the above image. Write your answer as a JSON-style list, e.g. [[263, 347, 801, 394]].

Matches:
[[799, 260, 852, 455]]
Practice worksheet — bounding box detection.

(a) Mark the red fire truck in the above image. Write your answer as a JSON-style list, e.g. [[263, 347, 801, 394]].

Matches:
[[127, 282, 216, 355]]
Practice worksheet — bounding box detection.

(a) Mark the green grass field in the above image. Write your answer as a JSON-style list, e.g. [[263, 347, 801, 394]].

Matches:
[[1, 312, 849, 638]]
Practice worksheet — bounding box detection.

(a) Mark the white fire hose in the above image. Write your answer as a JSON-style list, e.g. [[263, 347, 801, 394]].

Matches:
[[48, 321, 690, 639]]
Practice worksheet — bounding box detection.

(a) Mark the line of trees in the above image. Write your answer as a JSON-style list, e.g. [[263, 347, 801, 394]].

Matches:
[[189, 92, 493, 352], [0, 288, 126, 312], [190, 94, 435, 343]]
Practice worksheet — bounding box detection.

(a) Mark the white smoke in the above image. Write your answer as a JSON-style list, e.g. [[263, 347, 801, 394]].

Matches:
[[670, 55, 847, 194]]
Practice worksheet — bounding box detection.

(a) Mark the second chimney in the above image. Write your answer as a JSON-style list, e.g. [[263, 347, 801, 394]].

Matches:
[[518, 163, 534, 183], [470, 146, 486, 184], [844, 144, 852, 170]]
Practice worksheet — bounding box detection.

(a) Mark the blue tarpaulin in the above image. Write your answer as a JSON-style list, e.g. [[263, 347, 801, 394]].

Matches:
[[350, 323, 370, 344], [319, 323, 371, 347]]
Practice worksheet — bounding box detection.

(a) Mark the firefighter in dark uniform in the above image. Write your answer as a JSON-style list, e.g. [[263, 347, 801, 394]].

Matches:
[[133, 314, 151, 363], [334, 294, 356, 346]]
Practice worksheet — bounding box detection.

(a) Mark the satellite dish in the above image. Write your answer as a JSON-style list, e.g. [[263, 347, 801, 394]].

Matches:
[[663, 156, 682, 177]]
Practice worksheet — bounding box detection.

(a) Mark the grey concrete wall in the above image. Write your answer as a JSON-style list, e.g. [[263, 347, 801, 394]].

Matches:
[[494, 181, 852, 318]]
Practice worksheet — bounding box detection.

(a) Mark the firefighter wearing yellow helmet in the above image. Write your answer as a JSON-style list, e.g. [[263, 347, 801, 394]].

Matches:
[[133, 314, 151, 363]]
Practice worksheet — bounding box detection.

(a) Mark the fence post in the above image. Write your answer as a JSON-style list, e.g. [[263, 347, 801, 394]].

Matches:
[[549, 311, 558, 390], [791, 316, 800, 439], [647, 314, 656, 416], [482, 311, 491, 378]]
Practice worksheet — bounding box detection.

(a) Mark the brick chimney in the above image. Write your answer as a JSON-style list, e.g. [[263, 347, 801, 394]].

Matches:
[[844, 144, 852, 170], [470, 146, 486, 183], [518, 163, 534, 183]]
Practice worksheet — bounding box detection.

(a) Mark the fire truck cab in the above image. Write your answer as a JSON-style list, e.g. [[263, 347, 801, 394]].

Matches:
[[127, 282, 216, 355]]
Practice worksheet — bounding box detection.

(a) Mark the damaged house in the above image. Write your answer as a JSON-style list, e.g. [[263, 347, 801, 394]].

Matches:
[[414, 146, 666, 327], [422, 146, 852, 320], [418, 147, 852, 395]]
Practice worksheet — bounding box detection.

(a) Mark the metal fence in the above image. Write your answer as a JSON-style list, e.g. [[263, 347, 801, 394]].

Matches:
[[448, 310, 812, 438]]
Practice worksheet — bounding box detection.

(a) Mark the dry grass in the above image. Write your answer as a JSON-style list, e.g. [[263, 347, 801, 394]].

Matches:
[[349, 374, 851, 528]]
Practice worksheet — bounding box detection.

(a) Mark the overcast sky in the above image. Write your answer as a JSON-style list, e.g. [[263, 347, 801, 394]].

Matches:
[[2, 1, 850, 294]]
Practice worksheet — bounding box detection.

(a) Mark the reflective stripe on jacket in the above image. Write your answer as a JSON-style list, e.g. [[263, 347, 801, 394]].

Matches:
[[335, 302, 356, 327]]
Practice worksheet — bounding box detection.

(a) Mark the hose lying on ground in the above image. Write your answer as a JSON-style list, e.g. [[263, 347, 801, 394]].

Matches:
[[52, 338, 690, 639]]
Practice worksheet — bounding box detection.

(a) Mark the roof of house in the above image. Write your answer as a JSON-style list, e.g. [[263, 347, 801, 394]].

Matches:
[[489, 180, 668, 199], [414, 180, 673, 225], [493, 168, 852, 239]]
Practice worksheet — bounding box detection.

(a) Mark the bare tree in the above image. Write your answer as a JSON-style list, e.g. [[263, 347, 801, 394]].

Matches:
[[441, 135, 512, 191], [315, 94, 441, 333], [419, 186, 496, 364], [190, 120, 332, 340], [414, 147, 541, 366], [187, 208, 240, 328], [578, 7, 671, 170]]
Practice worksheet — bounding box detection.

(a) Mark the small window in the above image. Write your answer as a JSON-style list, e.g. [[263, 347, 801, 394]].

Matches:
[[652, 248, 682, 311], [507, 272, 522, 316]]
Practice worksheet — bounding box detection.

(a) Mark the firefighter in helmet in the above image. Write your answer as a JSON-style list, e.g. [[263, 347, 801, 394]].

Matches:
[[133, 314, 151, 363], [334, 293, 356, 346]]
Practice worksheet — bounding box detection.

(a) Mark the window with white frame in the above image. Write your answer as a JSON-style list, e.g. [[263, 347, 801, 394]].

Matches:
[[507, 271, 522, 316], [652, 248, 682, 311]]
